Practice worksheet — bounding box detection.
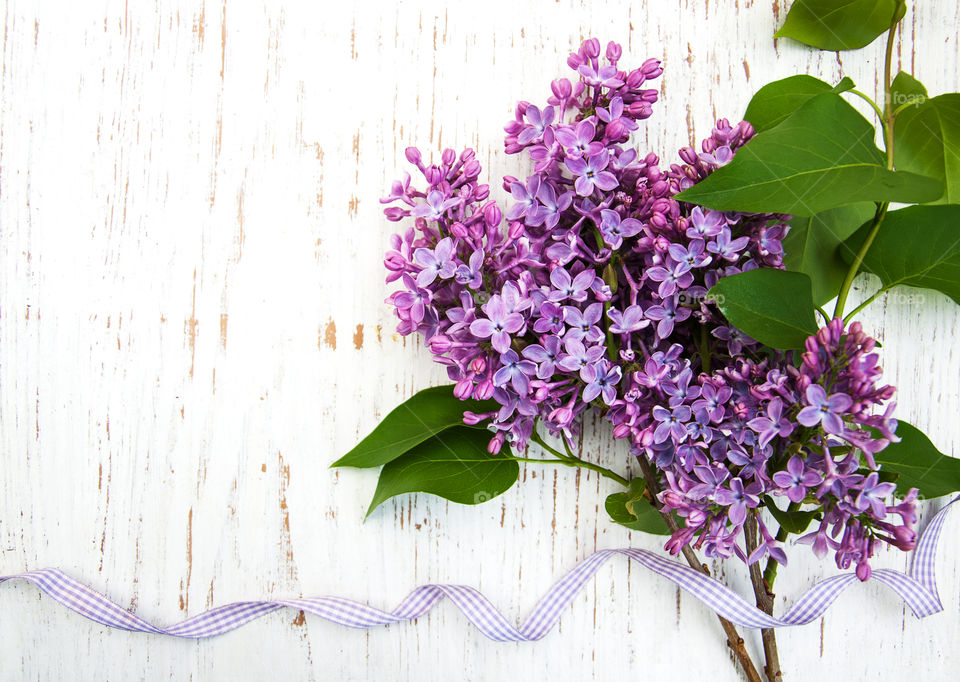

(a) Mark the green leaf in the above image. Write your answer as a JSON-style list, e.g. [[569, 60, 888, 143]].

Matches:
[[676, 93, 942, 216], [707, 269, 819, 350], [764, 498, 818, 534], [365, 426, 519, 517], [774, 0, 906, 51], [843, 204, 960, 305], [332, 385, 500, 469], [891, 71, 928, 104], [782, 203, 876, 305], [875, 421, 960, 499], [604, 479, 670, 535], [894, 94, 960, 204], [743, 75, 834, 133]]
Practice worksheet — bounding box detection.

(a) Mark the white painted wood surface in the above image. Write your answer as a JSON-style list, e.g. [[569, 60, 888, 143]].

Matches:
[[2, 1, 959, 679]]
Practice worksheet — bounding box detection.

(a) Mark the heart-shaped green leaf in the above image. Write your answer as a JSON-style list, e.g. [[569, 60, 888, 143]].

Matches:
[[365, 426, 519, 517], [894, 94, 960, 204], [891, 71, 928, 105], [774, 0, 906, 51], [676, 93, 941, 216], [743, 75, 853, 133], [782, 203, 876, 305], [875, 421, 960, 499], [843, 204, 960, 305], [333, 385, 499, 468], [707, 269, 819, 350], [605, 479, 670, 535]]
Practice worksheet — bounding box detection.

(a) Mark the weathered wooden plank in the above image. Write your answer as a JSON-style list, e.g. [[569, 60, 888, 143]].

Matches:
[[1, 1, 958, 679]]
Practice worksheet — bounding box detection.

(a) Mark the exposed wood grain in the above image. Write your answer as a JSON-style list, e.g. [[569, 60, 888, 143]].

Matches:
[[1, 1, 959, 680]]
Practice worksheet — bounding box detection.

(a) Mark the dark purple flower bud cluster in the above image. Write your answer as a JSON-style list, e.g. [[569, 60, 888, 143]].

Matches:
[[380, 38, 917, 581]]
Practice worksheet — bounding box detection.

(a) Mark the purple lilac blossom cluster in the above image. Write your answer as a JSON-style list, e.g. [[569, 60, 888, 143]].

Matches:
[[380, 38, 917, 579]]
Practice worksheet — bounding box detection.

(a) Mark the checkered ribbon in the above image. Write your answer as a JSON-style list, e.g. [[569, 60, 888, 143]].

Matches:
[[2, 497, 955, 639]]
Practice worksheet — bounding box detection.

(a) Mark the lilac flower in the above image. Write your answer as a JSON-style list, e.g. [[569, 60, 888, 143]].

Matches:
[[797, 385, 852, 435], [565, 151, 619, 196], [596, 96, 638, 139], [391, 274, 430, 324], [772, 456, 821, 503], [562, 303, 604, 342], [607, 304, 649, 334], [493, 349, 537, 394], [855, 472, 897, 518], [506, 176, 542, 223], [685, 207, 725, 239], [646, 260, 693, 297], [412, 189, 459, 221], [687, 463, 730, 500], [707, 227, 750, 261], [652, 405, 692, 444], [667, 240, 712, 269], [554, 119, 604, 158], [645, 295, 691, 339], [413, 237, 457, 286], [548, 267, 595, 302], [533, 183, 573, 229], [715, 478, 761, 525], [711, 325, 752, 355], [747, 399, 794, 448], [522, 335, 562, 379], [454, 249, 484, 288], [557, 336, 604, 371], [692, 383, 733, 423], [517, 105, 556, 145], [533, 300, 565, 334], [469, 295, 525, 353], [581, 361, 622, 404], [598, 209, 642, 249], [577, 63, 624, 88]]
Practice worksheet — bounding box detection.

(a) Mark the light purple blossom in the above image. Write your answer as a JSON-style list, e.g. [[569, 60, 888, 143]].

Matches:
[[797, 385, 853, 435]]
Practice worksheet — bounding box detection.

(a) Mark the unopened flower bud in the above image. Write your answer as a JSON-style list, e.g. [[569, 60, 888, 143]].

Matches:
[[453, 378, 474, 400], [404, 146, 422, 166]]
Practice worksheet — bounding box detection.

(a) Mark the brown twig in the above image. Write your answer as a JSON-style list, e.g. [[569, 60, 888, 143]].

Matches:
[[745, 511, 783, 682], [637, 455, 763, 682]]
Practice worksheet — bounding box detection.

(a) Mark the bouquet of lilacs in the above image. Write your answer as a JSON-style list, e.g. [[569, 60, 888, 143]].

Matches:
[[337, 3, 960, 680]]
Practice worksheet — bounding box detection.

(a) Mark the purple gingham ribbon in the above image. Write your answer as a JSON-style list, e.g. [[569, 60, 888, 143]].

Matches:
[[1, 497, 955, 639]]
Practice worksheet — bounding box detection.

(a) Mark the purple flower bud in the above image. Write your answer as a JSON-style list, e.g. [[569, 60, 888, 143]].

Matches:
[[483, 203, 502, 228], [462, 411, 484, 426], [428, 334, 454, 354], [454, 379, 474, 399], [404, 147, 422, 166], [605, 41, 622, 63], [425, 165, 442, 185], [626, 68, 646, 89], [441, 148, 456, 166], [582, 38, 601, 58], [450, 221, 469, 238], [551, 78, 572, 99], [383, 206, 408, 222], [475, 379, 494, 400], [856, 560, 871, 582], [508, 221, 525, 240], [470, 356, 487, 374], [488, 431, 505, 454]]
